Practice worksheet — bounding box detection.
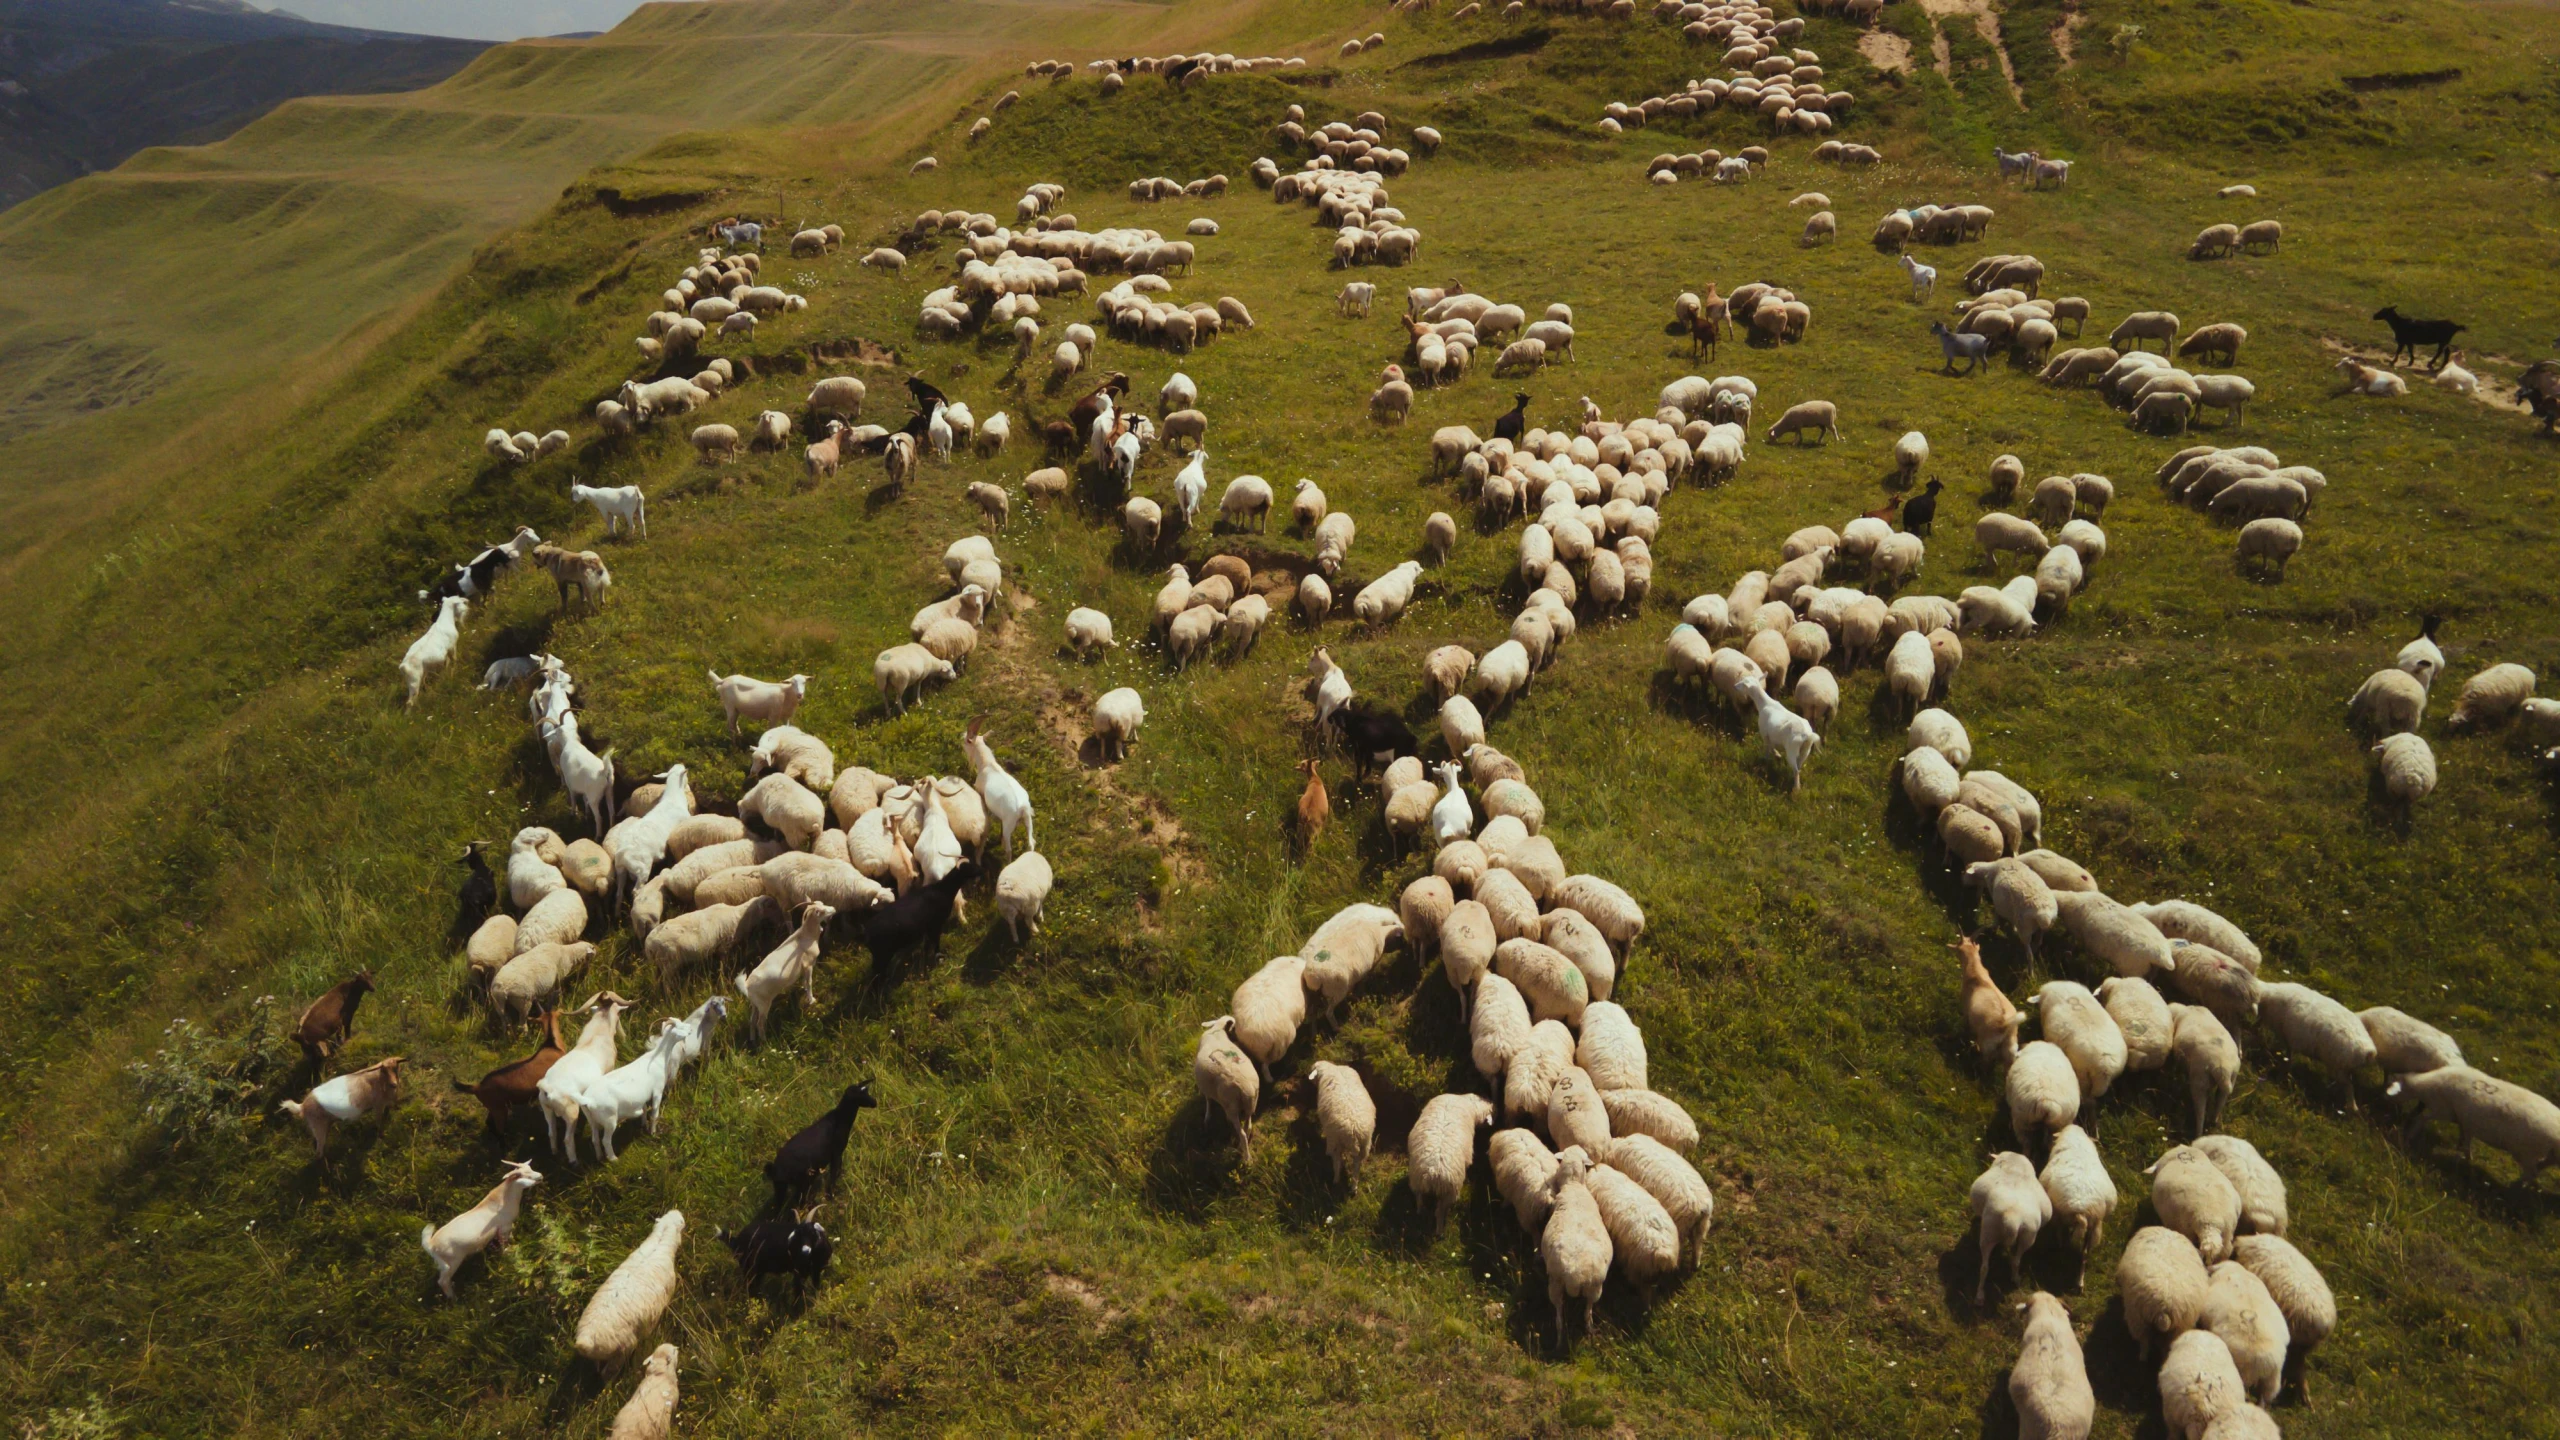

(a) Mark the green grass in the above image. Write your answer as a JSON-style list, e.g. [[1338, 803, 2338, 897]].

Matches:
[[5, 0, 2560, 1435]]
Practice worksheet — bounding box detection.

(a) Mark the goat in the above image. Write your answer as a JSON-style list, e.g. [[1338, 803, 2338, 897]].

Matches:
[[538, 994, 632, 1162], [707, 670, 810, 737], [577, 1020, 688, 1163], [452, 1008, 568, 1134], [455, 841, 497, 935], [1931, 321, 1991, 375], [1326, 705, 1420, 782], [735, 902, 835, 1043], [1492, 392, 1530, 443], [420, 527, 540, 603], [2373, 306, 2465, 370], [277, 1055, 405, 1162], [718, 1208, 834, 1289], [862, 861, 979, 968], [765, 1081, 878, 1202], [961, 720, 1035, 858], [294, 971, 375, 1064], [422, 1160, 542, 1299], [1296, 758, 1330, 845]]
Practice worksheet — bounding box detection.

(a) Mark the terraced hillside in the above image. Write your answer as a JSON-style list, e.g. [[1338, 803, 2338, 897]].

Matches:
[[3, 0, 2558, 1435]]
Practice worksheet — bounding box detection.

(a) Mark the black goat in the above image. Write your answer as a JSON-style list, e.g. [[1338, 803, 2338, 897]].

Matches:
[[2373, 306, 2465, 370], [862, 861, 979, 967], [1326, 705, 1419, 782], [418, 528, 537, 605], [766, 1082, 877, 1201], [1902, 479, 1944, 536], [1491, 392, 1530, 443], [719, 1210, 833, 1287], [455, 841, 497, 935]]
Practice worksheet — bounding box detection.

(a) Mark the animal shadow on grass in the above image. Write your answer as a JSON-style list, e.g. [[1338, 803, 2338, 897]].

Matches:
[[2079, 1298, 2169, 1433], [1140, 1101, 1251, 1222], [1976, 1371, 2025, 1440], [1645, 670, 1719, 728], [482, 618, 558, 671]]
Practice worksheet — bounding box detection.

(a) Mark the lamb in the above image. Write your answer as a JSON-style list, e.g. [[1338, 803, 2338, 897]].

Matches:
[[422, 1159, 543, 1300], [1956, 935, 2021, 1066], [400, 596, 470, 706], [2232, 1233, 2336, 1400], [2446, 661, 2537, 731], [2359, 1005, 2463, 1075], [2158, 1329, 2246, 1440], [1306, 1060, 1378, 1183], [277, 1055, 406, 1162], [2372, 732, 2437, 804], [1406, 1093, 1496, 1224], [1541, 1148, 1615, 1346], [1193, 1017, 1259, 1161], [575, 1210, 686, 1366], [2008, 1292, 2095, 1440], [2006, 1040, 2079, 1153], [2117, 1225, 2212, 1359], [734, 901, 835, 1043], [2147, 1144, 2243, 1262], [2386, 1064, 2560, 1186]]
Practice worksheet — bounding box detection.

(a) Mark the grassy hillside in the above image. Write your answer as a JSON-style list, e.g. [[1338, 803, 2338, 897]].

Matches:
[[4, 0, 2560, 1435]]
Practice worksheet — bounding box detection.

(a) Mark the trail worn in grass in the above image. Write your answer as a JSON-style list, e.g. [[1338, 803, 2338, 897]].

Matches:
[[3, 0, 2559, 1435]]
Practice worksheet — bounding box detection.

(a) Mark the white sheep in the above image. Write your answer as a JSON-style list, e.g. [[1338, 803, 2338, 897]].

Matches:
[[2372, 731, 2436, 804], [1540, 1147, 1614, 1346], [422, 1160, 542, 1299], [1306, 1060, 1378, 1182], [2039, 1124, 2117, 1285], [2006, 1040, 2079, 1152], [995, 850, 1052, 941], [1969, 1151, 2052, 1301], [1490, 1126, 1559, 1233], [575, 1210, 686, 1366], [2193, 1134, 2287, 1238], [1894, 430, 1929, 481], [2233, 1233, 2335, 1401], [2254, 980, 2375, 1106], [2099, 974, 2174, 1073], [2032, 981, 2127, 1103], [608, 1344, 679, 1440], [2169, 1003, 2241, 1136], [1406, 1093, 1495, 1223], [2359, 1005, 2463, 1075], [2148, 1144, 2243, 1262], [1194, 1017, 1259, 1160], [2009, 1291, 2094, 1440], [1065, 607, 1117, 655], [2118, 1225, 2211, 1359], [2447, 661, 2537, 731], [2159, 1329, 2247, 1440], [2386, 1064, 2560, 1186], [874, 644, 956, 715]]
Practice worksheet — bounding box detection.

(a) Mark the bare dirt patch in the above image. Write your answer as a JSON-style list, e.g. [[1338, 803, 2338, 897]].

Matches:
[[2319, 336, 2531, 415], [2053, 5, 2085, 66], [1857, 29, 1913, 73], [1916, 0, 2024, 105]]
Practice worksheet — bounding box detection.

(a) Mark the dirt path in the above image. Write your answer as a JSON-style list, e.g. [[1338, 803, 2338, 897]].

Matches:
[[1858, 29, 1913, 73], [1916, 0, 2025, 107], [2052, 3, 2085, 67]]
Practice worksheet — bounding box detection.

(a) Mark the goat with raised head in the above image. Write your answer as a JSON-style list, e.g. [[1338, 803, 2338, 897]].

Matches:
[[278, 1055, 405, 1161], [765, 1081, 878, 1202], [719, 1207, 834, 1288], [452, 1008, 567, 1133], [422, 1160, 541, 1299]]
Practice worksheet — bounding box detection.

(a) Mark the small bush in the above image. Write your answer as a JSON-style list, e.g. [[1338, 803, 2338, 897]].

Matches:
[[125, 995, 294, 1144]]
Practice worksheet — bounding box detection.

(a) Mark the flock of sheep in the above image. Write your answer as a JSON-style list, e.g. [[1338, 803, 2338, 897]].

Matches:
[[282, 9, 2560, 1433]]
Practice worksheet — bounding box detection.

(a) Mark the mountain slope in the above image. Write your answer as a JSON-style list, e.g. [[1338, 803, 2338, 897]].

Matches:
[[3, 0, 2559, 1435]]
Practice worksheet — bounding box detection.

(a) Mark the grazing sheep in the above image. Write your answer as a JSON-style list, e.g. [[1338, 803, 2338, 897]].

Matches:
[[2009, 1291, 2095, 1440], [2203, 1257, 2292, 1407], [2169, 1003, 2243, 1137], [2447, 662, 2537, 731], [2098, 975, 2174, 1075], [1306, 1061, 1378, 1183], [2386, 1064, 2560, 1187], [1406, 1093, 1496, 1223], [2255, 981, 2375, 1107], [576, 1210, 686, 1366], [607, 1344, 679, 1440], [1585, 1158, 1681, 1288], [1765, 400, 1838, 444], [2359, 1006, 2463, 1075], [2158, 1329, 2246, 1440], [1490, 1126, 1560, 1232], [2148, 1144, 2243, 1262], [2033, 981, 2127, 1103], [2233, 1233, 2336, 1401], [2118, 1225, 2211, 1359], [1969, 1151, 2052, 1301], [1540, 1148, 1615, 1346], [2193, 1134, 2287, 1238], [2039, 1124, 2117, 1287], [2050, 891, 2173, 979], [1193, 1017, 1259, 1161], [2007, 1040, 2080, 1152], [2372, 732, 2437, 804]]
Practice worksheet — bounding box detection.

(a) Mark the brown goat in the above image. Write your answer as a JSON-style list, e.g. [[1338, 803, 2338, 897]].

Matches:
[[1295, 760, 1331, 846], [295, 971, 375, 1063], [278, 1055, 405, 1161], [452, 1010, 568, 1133]]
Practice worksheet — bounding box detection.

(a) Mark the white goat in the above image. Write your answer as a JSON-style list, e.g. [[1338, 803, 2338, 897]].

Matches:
[[735, 902, 835, 1042], [962, 721, 1035, 857], [422, 1160, 541, 1298], [401, 596, 469, 707], [571, 483, 647, 538], [578, 1020, 688, 1163]]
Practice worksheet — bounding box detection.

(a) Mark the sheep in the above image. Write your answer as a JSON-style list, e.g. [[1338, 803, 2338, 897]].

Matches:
[[491, 941, 597, 1027], [2161, 1002, 2240, 1137], [875, 644, 956, 715], [2232, 1233, 2335, 1400], [1541, 1148, 1615, 1346], [2347, 666, 2430, 735], [2128, 900, 2260, 974], [1548, 874, 1644, 956], [2148, 1143, 2243, 1263], [2032, 981, 2127, 1108], [2095, 975, 2174, 1076], [422, 1157, 545, 1301], [605, 1344, 680, 1440], [1765, 399, 1838, 443], [2189, 1134, 2287, 1240], [575, 1210, 686, 1367], [1194, 1017, 1259, 1161], [1306, 1061, 1378, 1183], [740, 772, 827, 852], [2007, 1040, 2079, 1153], [2118, 1225, 2212, 1359], [1354, 560, 1424, 628], [2009, 1291, 2095, 1440], [2253, 980, 2375, 1107], [2387, 1064, 2560, 1186], [1301, 903, 1404, 1020], [1406, 1093, 1495, 1224], [2372, 731, 2437, 804], [1490, 1126, 1560, 1233], [2359, 1006, 2463, 1075], [1969, 1151, 2052, 1302], [1886, 631, 1935, 716], [1969, 859, 2058, 964], [2447, 661, 2537, 730], [2159, 1329, 2247, 1440]]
